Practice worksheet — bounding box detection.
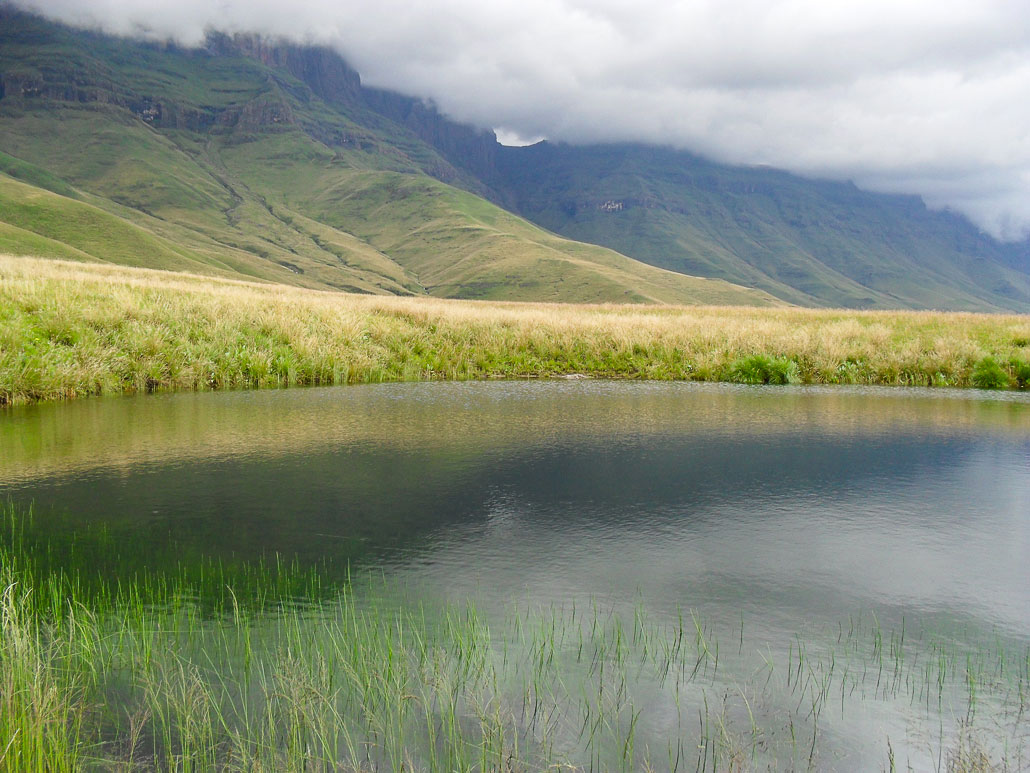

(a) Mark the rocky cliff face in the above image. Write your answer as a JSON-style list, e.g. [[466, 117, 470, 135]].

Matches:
[[0, 13, 314, 134], [196, 32, 502, 194], [0, 65, 218, 131], [209, 33, 363, 108], [216, 34, 506, 196], [0, 9, 503, 191], [363, 87, 503, 193], [215, 92, 295, 132]]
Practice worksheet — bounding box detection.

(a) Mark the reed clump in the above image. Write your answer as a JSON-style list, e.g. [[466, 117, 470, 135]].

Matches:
[[2, 254, 1030, 405], [2, 501, 1029, 771]]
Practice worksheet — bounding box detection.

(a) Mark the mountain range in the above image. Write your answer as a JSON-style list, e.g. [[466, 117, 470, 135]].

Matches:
[[2, 6, 1029, 311]]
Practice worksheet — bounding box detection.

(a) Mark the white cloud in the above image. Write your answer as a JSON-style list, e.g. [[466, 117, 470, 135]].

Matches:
[[14, 0, 1030, 239]]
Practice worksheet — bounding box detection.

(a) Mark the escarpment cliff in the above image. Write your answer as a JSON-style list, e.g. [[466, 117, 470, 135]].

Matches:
[[2, 6, 1029, 311]]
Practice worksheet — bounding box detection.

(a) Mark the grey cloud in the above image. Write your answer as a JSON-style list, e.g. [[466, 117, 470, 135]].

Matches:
[[14, 0, 1030, 240]]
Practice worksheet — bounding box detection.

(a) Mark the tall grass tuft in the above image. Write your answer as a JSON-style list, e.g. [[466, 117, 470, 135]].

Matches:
[[0, 580, 87, 772], [726, 354, 802, 385], [971, 357, 1011, 389], [1010, 358, 1030, 389]]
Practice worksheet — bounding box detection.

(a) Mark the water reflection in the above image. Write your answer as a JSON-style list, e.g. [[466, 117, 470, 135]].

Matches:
[[2, 381, 1028, 638], [3, 381, 1028, 482]]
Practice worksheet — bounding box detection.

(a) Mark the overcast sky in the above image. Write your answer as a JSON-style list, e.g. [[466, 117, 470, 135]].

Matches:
[[16, 0, 1030, 240]]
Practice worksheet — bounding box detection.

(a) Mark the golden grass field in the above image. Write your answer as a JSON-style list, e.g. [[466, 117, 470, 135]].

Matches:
[[2, 254, 1029, 405]]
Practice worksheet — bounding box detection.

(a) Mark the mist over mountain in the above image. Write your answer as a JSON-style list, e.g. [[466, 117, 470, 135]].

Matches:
[[0, 8, 777, 306], [1, 7, 1029, 310], [12, 0, 1030, 243]]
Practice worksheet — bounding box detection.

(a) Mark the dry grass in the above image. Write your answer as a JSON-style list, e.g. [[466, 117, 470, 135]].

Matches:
[[2, 254, 1030, 405]]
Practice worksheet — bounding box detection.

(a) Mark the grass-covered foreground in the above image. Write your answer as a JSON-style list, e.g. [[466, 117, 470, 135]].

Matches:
[[2, 502, 1029, 771], [2, 254, 1030, 405]]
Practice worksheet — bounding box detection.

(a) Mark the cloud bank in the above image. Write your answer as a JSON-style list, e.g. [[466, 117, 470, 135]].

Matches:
[[15, 0, 1030, 240]]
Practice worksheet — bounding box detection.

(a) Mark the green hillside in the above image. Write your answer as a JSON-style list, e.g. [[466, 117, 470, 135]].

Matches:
[[0, 9, 775, 307], [492, 143, 1030, 311]]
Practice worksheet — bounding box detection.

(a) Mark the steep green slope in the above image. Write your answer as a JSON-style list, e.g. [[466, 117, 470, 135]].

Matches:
[[0, 114, 414, 293], [493, 143, 1030, 311], [0, 173, 237, 271], [225, 137, 772, 304], [0, 10, 773, 307]]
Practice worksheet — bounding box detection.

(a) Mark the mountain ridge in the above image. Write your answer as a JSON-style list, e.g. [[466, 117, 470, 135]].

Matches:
[[0, 7, 777, 306], [1, 7, 1029, 311], [489, 141, 1030, 310]]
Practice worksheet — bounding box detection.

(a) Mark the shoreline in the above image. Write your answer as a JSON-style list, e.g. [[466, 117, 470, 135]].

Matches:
[[3, 254, 1029, 405]]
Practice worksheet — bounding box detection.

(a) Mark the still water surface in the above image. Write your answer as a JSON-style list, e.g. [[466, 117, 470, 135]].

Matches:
[[2, 381, 1029, 768]]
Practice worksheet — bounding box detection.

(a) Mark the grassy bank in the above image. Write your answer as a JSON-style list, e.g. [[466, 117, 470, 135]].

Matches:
[[2, 502, 1028, 771], [2, 254, 1030, 405]]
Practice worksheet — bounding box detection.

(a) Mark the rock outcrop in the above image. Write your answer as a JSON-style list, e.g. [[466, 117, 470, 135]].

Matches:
[[208, 33, 363, 108]]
